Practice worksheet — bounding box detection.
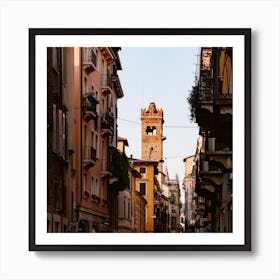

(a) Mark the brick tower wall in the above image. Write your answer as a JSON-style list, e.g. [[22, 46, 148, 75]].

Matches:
[[141, 102, 164, 172]]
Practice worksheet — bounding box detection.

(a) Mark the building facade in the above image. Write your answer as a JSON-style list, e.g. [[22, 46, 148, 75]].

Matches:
[[117, 137, 147, 233], [47, 47, 76, 232], [47, 47, 125, 233], [188, 47, 233, 232], [129, 158, 158, 232]]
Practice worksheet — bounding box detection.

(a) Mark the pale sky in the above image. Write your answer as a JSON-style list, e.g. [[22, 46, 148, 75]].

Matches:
[[117, 47, 199, 189]]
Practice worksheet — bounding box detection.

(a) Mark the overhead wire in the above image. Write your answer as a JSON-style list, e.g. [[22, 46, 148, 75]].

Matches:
[[117, 117, 198, 129]]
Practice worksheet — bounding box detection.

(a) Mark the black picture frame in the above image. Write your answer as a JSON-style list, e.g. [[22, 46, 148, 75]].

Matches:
[[29, 28, 251, 251]]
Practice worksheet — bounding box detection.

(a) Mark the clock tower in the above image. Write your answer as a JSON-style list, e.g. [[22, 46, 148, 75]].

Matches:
[[141, 102, 165, 172]]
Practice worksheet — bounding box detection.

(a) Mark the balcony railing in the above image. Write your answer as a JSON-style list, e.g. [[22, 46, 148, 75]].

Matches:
[[82, 93, 98, 122], [83, 146, 97, 168], [91, 194, 100, 204], [101, 158, 112, 178], [101, 74, 113, 94], [83, 49, 97, 73], [101, 112, 114, 136], [199, 89, 213, 101], [215, 92, 232, 106]]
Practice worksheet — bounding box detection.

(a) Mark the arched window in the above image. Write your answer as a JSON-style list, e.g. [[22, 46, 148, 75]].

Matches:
[[146, 126, 156, 135]]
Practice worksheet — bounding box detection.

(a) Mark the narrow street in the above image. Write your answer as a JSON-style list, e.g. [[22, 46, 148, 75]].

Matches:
[[47, 47, 232, 233]]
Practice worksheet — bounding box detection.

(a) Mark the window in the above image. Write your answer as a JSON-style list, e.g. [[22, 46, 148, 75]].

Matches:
[[54, 221, 60, 232], [102, 140, 106, 171], [145, 205, 147, 223], [91, 131, 94, 148], [52, 47, 59, 72], [139, 167, 146, 174], [59, 111, 66, 158], [170, 194, 176, 204], [84, 76, 88, 93], [52, 105, 66, 158], [101, 181, 106, 200], [123, 200, 126, 219], [83, 174, 87, 193], [83, 47, 88, 62], [146, 126, 156, 135], [128, 201, 131, 220], [102, 59, 105, 75], [83, 125, 87, 160], [83, 125, 87, 147], [95, 179, 99, 197], [102, 99, 105, 114], [108, 92, 112, 108], [93, 48, 98, 69], [52, 104, 57, 153], [95, 134, 99, 158], [139, 182, 146, 196], [91, 177, 94, 194]]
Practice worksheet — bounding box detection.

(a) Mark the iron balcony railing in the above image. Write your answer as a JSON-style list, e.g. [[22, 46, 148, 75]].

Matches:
[[82, 93, 98, 121], [82, 94, 98, 113], [199, 89, 213, 101], [90, 49, 97, 66], [101, 112, 114, 131]]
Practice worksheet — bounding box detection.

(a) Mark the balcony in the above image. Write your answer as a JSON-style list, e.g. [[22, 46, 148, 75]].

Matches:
[[82, 93, 98, 123], [206, 138, 232, 170], [101, 112, 114, 137], [83, 146, 97, 169], [199, 88, 213, 102], [101, 199, 108, 207], [215, 93, 232, 115], [101, 158, 112, 179], [91, 194, 100, 204], [83, 190, 90, 199], [101, 74, 113, 95], [83, 48, 97, 73]]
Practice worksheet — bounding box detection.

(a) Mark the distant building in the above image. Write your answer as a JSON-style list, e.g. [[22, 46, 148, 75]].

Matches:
[[180, 204, 186, 232], [182, 155, 196, 232], [165, 170, 181, 233], [117, 137, 147, 233], [129, 167, 147, 233], [129, 158, 159, 232]]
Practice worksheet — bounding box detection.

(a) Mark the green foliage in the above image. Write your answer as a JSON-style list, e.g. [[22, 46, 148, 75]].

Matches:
[[187, 85, 199, 122]]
